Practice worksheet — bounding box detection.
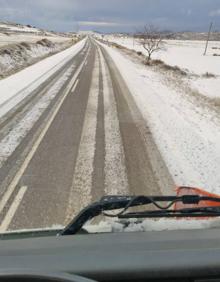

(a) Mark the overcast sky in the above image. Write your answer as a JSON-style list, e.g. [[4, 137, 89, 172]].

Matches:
[[0, 0, 220, 33]]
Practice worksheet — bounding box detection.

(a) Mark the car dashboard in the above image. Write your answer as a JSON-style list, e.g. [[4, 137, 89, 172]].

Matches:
[[0, 228, 220, 281]]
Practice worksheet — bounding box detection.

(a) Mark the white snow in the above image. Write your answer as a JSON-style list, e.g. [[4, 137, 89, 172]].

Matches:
[[0, 22, 72, 48], [103, 36, 220, 99], [191, 77, 220, 98], [98, 48, 129, 195], [4, 217, 220, 234], [0, 65, 75, 167], [0, 23, 41, 33], [85, 218, 220, 233], [155, 40, 220, 76], [0, 33, 70, 47], [105, 36, 220, 75], [0, 41, 66, 77], [0, 38, 86, 118], [99, 41, 220, 194]]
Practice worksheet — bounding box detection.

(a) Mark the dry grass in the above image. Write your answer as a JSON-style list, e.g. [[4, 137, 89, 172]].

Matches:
[[202, 72, 216, 78], [112, 42, 127, 50], [145, 59, 164, 66], [161, 64, 187, 75], [20, 42, 31, 50], [0, 39, 72, 80], [0, 42, 31, 57], [0, 48, 11, 56], [211, 97, 220, 108], [144, 58, 187, 76], [36, 38, 54, 48]]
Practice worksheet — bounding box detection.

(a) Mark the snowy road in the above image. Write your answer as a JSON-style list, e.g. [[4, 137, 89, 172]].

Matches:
[[0, 37, 172, 231]]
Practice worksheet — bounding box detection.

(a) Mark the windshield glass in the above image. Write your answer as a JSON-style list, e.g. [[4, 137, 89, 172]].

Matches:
[[0, 0, 220, 235]]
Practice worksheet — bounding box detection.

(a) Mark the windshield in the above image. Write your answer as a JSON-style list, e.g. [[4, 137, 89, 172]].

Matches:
[[0, 0, 220, 235]]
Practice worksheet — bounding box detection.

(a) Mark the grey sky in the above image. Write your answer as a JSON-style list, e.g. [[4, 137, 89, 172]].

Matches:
[[0, 0, 220, 32]]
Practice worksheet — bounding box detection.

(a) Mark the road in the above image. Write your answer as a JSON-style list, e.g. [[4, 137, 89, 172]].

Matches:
[[0, 38, 173, 231]]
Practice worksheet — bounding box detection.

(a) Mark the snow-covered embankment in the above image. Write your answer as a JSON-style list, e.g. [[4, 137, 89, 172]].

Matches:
[[100, 41, 220, 194]]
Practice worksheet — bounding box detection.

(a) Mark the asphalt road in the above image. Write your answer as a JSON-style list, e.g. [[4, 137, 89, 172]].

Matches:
[[0, 38, 173, 231]]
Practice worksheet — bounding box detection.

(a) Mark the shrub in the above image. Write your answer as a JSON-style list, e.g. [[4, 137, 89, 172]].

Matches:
[[20, 42, 31, 50], [203, 72, 216, 78], [211, 97, 220, 107], [0, 48, 11, 55], [136, 51, 142, 56], [36, 38, 54, 48], [161, 63, 187, 76], [151, 59, 164, 65]]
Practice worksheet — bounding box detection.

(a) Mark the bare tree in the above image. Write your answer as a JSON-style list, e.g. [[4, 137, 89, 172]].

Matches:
[[138, 25, 165, 62]]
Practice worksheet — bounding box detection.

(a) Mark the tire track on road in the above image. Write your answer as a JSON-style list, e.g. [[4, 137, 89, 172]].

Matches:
[[65, 50, 100, 223], [100, 44, 163, 195], [91, 51, 105, 201], [98, 47, 129, 196]]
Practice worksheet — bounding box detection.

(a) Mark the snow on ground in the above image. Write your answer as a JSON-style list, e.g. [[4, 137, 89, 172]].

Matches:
[[0, 64, 75, 167], [191, 77, 220, 99], [104, 36, 220, 98], [0, 39, 74, 78], [85, 217, 220, 233], [0, 22, 80, 78], [99, 41, 220, 195], [0, 22, 72, 47], [105, 36, 220, 75], [0, 22, 41, 33], [0, 33, 71, 47], [0, 38, 86, 168], [0, 38, 86, 118]]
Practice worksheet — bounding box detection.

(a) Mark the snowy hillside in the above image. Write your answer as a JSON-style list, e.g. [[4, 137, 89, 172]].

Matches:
[[0, 21, 81, 78], [0, 39, 76, 78], [0, 22, 42, 34], [0, 21, 73, 47]]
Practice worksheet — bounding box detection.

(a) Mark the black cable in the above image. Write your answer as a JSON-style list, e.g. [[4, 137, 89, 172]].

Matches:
[[102, 196, 181, 218], [102, 196, 142, 217]]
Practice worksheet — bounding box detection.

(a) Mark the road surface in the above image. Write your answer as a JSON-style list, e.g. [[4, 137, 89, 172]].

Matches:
[[0, 38, 173, 231]]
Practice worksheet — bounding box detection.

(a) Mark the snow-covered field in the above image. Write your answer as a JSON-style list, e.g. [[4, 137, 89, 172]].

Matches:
[[105, 36, 220, 75], [0, 22, 42, 33], [0, 22, 72, 47], [0, 33, 71, 47], [103, 36, 220, 98], [99, 41, 220, 195]]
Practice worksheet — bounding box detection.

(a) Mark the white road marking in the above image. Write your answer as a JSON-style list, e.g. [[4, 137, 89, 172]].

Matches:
[[0, 66, 75, 168], [71, 79, 79, 92], [65, 51, 100, 223], [98, 47, 129, 195], [0, 50, 89, 217], [0, 186, 27, 232]]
